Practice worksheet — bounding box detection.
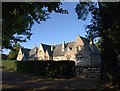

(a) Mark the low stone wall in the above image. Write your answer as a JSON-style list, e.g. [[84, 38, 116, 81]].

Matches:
[[74, 66, 100, 78]]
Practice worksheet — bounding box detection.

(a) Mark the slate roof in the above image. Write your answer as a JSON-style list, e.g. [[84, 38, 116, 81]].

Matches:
[[40, 36, 89, 57], [29, 47, 38, 59], [53, 44, 65, 56], [89, 44, 100, 54], [20, 36, 99, 58], [53, 42, 75, 56], [41, 43, 53, 56], [79, 36, 89, 44], [21, 48, 30, 59]]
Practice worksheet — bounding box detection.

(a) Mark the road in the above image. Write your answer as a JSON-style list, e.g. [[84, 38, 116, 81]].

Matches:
[[1, 69, 102, 90]]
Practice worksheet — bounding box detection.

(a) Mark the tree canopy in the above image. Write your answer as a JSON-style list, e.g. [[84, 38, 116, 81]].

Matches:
[[75, 2, 120, 85], [2, 2, 68, 49], [76, 2, 120, 55]]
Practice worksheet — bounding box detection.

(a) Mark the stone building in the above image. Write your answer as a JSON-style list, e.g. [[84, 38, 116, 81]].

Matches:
[[17, 35, 101, 66]]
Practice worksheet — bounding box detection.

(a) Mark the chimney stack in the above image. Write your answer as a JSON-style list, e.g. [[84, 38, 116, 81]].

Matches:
[[51, 45, 54, 51], [89, 34, 93, 45], [89, 34, 94, 51], [34, 44, 37, 53], [62, 41, 65, 51]]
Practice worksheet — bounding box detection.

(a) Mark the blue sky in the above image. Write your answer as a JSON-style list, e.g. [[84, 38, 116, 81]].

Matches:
[[21, 2, 91, 48], [4, 2, 91, 54]]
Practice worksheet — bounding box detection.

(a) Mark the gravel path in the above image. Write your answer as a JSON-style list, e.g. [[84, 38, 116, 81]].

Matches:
[[1, 69, 102, 90]]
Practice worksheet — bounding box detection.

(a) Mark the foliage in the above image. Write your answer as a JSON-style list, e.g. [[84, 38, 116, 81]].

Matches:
[[2, 2, 68, 49], [95, 38, 101, 51], [7, 43, 21, 60], [1, 60, 17, 71], [75, 2, 120, 85], [16, 60, 75, 78]]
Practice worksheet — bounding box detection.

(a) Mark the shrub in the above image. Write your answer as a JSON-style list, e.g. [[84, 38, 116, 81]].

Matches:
[[16, 60, 75, 78], [1, 60, 17, 71]]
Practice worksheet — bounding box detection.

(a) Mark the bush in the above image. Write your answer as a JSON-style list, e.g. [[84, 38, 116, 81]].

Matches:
[[1, 60, 17, 71], [16, 60, 75, 78]]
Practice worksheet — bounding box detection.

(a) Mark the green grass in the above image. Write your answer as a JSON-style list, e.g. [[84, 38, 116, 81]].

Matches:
[[1, 60, 17, 71]]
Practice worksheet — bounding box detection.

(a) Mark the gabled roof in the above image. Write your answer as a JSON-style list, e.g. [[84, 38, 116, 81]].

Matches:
[[21, 48, 30, 59], [53, 42, 75, 56], [79, 36, 89, 44], [53, 44, 65, 56], [20, 35, 100, 59], [41, 43, 53, 56], [29, 47, 38, 59], [41, 36, 89, 57], [89, 44, 100, 54], [41, 44, 51, 52]]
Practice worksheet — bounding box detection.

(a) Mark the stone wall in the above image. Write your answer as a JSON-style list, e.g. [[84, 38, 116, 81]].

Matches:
[[74, 66, 100, 78]]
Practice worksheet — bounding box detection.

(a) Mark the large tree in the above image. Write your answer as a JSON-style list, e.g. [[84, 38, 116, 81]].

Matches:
[[75, 2, 120, 85], [2, 2, 68, 49]]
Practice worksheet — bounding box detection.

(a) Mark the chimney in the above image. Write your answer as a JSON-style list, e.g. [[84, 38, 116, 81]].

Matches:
[[89, 34, 94, 51], [62, 41, 65, 51], [89, 34, 93, 45], [51, 45, 54, 51], [34, 44, 37, 53]]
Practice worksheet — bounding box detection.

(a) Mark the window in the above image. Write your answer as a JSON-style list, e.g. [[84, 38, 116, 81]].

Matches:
[[39, 57, 43, 60], [66, 54, 71, 60], [39, 50, 42, 55], [76, 46, 81, 52], [77, 55, 82, 60], [76, 47, 79, 52], [67, 56, 70, 60], [79, 46, 81, 50], [19, 53, 22, 58], [45, 56, 48, 60]]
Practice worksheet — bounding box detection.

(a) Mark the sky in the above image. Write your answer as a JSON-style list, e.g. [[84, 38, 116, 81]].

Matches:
[[4, 2, 92, 54]]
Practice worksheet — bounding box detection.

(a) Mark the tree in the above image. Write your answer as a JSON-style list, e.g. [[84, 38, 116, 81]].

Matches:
[[2, 2, 68, 49], [7, 43, 22, 60], [95, 38, 101, 51], [75, 2, 120, 85]]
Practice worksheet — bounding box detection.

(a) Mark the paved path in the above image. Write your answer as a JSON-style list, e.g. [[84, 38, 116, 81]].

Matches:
[[1, 69, 102, 90]]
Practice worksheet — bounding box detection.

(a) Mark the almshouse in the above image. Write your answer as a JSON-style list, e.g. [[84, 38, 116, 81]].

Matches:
[[17, 35, 101, 66]]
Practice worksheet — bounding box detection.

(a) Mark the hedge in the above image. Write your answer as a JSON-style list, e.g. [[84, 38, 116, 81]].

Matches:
[[16, 60, 75, 78]]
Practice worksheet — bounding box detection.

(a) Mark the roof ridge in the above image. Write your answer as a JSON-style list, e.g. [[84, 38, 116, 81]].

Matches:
[[81, 36, 89, 40], [41, 43, 51, 46], [54, 41, 75, 46], [21, 48, 31, 50]]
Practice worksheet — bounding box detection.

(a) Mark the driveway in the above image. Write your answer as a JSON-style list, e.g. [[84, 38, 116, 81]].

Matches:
[[1, 69, 102, 90]]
